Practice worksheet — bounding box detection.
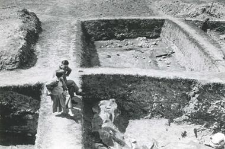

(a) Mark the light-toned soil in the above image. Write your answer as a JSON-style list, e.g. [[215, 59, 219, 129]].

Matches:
[[124, 119, 213, 149], [95, 38, 185, 71], [149, 0, 225, 20], [148, 0, 225, 55]]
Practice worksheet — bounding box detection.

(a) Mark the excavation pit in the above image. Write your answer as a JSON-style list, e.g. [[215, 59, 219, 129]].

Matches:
[[0, 84, 43, 147], [78, 18, 222, 72], [81, 74, 225, 149]]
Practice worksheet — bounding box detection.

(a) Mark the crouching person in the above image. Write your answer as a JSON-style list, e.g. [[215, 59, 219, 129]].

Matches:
[[46, 70, 68, 115], [57, 60, 82, 101]]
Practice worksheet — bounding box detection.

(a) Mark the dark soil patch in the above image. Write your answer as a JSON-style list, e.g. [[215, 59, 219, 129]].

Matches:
[[81, 74, 225, 148], [0, 84, 43, 145]]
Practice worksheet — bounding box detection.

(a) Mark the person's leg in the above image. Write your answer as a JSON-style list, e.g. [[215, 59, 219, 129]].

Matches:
[[64, 94, 74, 116], [52, 96, 57, 113], [59, 94, 67, 114], [66, 80, 79, 97], [67, 98, 74, 116], [66, 80, 79, 104]]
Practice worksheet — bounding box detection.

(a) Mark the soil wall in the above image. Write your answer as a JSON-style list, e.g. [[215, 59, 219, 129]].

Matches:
[[81, 74, 225, 147], [0, 84, 43, 145], [161, 19, 218, 72], [77, 18, 222, 71], [78, 19, 165, 67], [81, 19, 164, 41], [185, 20, 225, 34]]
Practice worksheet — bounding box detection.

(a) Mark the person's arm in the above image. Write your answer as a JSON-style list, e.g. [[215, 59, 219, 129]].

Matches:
[[73, 83, 84, 96], [60, 78, 68, 91], [65, 67, 72, 76], [46, 80, 58, 92]]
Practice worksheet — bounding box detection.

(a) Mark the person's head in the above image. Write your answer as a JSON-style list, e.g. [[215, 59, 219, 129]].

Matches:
[[56, 70, 64, 78], [60, 60, 69, 69], [205, 18, 210, 22]]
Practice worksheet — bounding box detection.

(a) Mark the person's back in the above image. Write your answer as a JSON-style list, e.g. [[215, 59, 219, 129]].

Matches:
[[46, 70, 67, 114], [47, 78, 63, 95]]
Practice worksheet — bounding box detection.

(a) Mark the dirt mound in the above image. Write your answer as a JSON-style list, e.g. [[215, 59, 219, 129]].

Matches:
[[0, 9, 41, 70], [154, 0, 225, 20]]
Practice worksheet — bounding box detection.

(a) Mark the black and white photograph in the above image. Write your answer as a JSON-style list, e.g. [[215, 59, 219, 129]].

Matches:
[[0, 0, 225, 149]]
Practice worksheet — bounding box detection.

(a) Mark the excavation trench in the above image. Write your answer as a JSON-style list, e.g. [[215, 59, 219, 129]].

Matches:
[[186, 19, 225, 52], [76, 18, 224, 72], [0, 84, 43, 146], [81, 74, 225, 149]]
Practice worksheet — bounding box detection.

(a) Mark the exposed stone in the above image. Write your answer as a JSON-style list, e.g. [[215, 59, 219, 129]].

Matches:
[[207, 133, 225, 149], [93, 143, 108, 149], [90, 99, 130, 149]]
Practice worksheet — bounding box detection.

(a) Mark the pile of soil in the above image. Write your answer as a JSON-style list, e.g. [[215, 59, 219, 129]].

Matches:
[[0, 9, 41, 70], [152, 0, 225, 20]]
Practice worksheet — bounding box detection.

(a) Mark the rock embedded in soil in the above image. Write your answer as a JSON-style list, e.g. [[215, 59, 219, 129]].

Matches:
[[91, 99, 129, 149]]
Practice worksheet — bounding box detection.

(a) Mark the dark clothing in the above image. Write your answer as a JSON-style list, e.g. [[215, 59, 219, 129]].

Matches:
[[46, 78, 67, 113], [56, 65, 79, 97], [201, 20, 209, 32], [46, 78, 67, 93], [58, 65, 72, 82], [66, 80, 79, 97]]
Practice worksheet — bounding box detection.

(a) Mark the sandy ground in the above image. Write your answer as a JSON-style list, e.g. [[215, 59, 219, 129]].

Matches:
[[124, 119, 213, 149], [95, 38, 185, 71], [1, 0, 225, 149], [150, 0, 225, 20]]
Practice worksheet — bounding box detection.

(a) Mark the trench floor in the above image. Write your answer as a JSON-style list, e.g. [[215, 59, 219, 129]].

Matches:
[[124, 119, 212, 149], [95, 38, 185, 70], [35, 95, 82, 149]]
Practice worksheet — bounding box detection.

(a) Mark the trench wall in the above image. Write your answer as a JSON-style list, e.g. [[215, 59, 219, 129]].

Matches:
[[77, 19, 165, 67], [0, 83, 43, 145], [77, 18, 222, 72], [161, 20, 218, 72], [81, 19, 164, 41], [81, 74, 225, 133], [185, 20, 225, 34]]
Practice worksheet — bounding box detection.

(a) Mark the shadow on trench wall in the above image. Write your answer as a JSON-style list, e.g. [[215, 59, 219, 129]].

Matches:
[[0, 83, 43, 145], [81, 74, 225, 148]]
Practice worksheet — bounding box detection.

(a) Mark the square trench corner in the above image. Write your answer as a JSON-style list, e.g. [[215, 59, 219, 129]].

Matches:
[[75, 18, 225, 72], [80, 74, 225, 149], [0, 83, 43, 147]]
